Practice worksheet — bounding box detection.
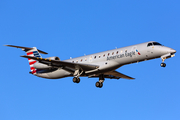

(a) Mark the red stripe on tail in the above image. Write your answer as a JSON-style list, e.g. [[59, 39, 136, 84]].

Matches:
[[32, 70, 36, 74], [30, 67, 35, 70], [29, 61, 36, 65], [27, 52, 33, 55]]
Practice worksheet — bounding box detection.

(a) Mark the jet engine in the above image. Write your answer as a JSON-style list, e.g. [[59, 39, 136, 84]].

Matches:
[[33, 56, 60, 69]]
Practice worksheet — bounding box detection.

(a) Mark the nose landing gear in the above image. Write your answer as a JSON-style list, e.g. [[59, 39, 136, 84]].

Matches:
[[160, 53, 176, 68], [161, 57, 166, 67], [160, 63, 166, 67]]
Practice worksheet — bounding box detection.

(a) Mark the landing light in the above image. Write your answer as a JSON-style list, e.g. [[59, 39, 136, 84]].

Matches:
[[171, 54, 175, 57]]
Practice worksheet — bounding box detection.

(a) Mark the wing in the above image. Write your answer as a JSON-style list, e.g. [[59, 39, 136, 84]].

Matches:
[[104, 71, 135, 80], [21, 55, 99, 71]]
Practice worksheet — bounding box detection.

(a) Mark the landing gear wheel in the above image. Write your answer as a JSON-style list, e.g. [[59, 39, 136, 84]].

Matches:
[[95, 82, 103, 88], [76, 78, 80, 83], [73, 77, 77, 83], [99, 82, 103, 88], [73, 77, 80, 83], [95, 82, 99, 87], [160, 63, 166, 67]]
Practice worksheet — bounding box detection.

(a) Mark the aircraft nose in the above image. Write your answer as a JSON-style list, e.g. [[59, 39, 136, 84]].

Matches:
[[169, 48, 176, 54]]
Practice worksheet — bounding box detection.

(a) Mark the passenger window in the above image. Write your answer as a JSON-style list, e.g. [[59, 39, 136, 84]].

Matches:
[[108, 53, 110, 56], [72, 61, 74, 63], [81, 59, 83, 62], [76, 60, 78, 63], [94, 56, 96, 59], [85, 58, 87, 61], [99, 55, 101, 58], [112, 52, 114, 55], [147, 43, 153, 47], [103, 54, 105, 57], [116, 51, 119, 54]]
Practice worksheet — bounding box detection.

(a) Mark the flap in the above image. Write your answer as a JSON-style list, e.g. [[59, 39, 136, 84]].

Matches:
[[104, 71, 135, 80]]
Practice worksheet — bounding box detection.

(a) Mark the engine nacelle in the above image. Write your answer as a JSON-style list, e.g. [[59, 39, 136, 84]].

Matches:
[[46, 56, 60, 61], [33, 56, 60, 69]]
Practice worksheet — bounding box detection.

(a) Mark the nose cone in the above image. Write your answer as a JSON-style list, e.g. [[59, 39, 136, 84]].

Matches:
[[169, 48, 176, 54], [161, 47, 176, 54]]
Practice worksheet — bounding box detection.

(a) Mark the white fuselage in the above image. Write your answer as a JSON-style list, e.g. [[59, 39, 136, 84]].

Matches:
[[35, 41, 176, 79]]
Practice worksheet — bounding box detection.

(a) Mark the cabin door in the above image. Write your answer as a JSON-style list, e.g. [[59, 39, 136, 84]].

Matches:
[[147, 46, 154, 58]]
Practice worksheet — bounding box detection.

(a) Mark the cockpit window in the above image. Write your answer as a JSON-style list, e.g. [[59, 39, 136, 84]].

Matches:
[[153, 42, 162, 46], [147, 43, 153, 47], [147, 42, 162, 47]]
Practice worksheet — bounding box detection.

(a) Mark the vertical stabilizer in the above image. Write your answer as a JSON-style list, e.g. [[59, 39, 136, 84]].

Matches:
[[5, 45, 48, 74], [25, 47, 41, 74]]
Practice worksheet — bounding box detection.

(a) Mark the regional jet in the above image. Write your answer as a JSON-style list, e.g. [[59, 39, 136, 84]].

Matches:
[[5, 41, 176, 88]]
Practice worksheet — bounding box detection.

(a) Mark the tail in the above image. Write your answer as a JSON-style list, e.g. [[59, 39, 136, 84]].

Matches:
[[26, 47, 41, 74], [5, 45, 48, 74]]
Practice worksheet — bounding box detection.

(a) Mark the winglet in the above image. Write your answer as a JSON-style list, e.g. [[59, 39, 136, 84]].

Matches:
[[4, 45, 48, 54]]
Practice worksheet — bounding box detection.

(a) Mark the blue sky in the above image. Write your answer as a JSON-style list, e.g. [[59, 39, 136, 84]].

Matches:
[[0, 0, 180, 120]]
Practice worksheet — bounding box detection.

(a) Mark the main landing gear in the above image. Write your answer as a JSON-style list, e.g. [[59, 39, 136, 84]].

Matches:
[[95, 74, 104, 88], [73, 77, 80, 83], [73, 69, 83, 83], [95, 81, 103, 88]]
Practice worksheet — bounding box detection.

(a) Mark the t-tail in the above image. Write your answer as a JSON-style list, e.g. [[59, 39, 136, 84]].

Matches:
[[4, 45, 48, 74], [26, 47, 41, 74]]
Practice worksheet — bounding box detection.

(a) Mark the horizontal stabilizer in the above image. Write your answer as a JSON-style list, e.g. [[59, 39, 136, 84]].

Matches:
[[4, 45, 48, 54]]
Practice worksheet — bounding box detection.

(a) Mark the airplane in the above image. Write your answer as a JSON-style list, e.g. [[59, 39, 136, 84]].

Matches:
[[5, 41, 176, 88]]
